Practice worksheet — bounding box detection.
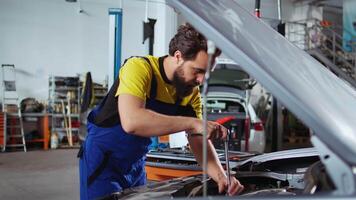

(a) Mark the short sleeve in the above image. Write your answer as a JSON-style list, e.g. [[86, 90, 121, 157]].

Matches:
[[115, 58, 152, 100], [190, 87, 202, 119]]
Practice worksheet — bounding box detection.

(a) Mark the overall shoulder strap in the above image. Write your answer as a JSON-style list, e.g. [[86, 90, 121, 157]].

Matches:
[[138, 56, 157, 99], [92, 56, 157, 127]]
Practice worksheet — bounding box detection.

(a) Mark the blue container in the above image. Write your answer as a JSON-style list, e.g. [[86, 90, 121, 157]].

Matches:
[[148, 136, 159, 150]]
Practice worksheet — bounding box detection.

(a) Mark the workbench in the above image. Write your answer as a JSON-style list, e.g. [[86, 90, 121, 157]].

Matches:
[[1, 113, 50, 150], [22, 113, 50, 150]]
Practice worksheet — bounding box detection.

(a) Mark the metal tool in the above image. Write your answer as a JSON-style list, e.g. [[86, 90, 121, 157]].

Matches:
[[224, 129, 231, 193]]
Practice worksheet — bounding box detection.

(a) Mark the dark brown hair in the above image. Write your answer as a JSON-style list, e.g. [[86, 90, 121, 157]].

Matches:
[[169, 23, 207, 60]]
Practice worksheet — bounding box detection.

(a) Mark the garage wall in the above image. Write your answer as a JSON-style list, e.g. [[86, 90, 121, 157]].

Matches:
[[106, 0, 177, 87], [0, 0, 323, 103], [121, 0, 281, 64], [0, 0, 120, 101], [120, 0, 177, 61]]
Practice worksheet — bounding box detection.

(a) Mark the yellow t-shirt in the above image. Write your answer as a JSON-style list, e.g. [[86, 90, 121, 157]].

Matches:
[[115, 56, 202, 119]]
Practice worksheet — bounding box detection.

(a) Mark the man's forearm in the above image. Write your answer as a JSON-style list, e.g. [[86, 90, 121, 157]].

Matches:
[[121, 107, 197, 137], [188, 137, 226, 183]]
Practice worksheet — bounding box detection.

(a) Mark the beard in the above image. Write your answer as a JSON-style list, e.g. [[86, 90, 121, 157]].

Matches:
[[172, 65, 198, 98]]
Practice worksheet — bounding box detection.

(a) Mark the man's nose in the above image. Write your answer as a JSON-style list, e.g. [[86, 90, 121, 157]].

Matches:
[[196, 74, 205, 85]]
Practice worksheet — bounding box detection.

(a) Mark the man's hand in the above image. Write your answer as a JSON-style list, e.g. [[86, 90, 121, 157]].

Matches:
[[188, 119, 228, 140], [217, 175, 244, 196]]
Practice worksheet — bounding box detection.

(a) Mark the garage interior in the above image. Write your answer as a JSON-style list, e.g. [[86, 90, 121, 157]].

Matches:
[[0, 0, 355, 199]]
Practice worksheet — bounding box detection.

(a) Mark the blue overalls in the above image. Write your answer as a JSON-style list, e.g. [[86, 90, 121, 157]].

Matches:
[[78, 57, 186, 200]]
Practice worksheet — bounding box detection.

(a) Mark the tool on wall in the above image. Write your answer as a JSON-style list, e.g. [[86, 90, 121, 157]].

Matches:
[[143, 0, 156, 56], [143, 18, 156, 55]]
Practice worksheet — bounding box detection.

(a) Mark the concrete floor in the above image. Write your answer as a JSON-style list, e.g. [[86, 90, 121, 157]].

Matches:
[[0, 149, 79, 200]]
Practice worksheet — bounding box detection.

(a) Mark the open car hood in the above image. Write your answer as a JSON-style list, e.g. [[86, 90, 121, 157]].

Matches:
[[166, 0, 356, 166]]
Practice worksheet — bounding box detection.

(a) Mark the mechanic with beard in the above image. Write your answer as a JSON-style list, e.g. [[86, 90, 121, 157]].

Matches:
[[78, 23, 244, 200]]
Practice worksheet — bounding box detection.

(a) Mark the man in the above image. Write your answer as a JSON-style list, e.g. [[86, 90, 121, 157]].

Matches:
[[79, 23, 244, 200]]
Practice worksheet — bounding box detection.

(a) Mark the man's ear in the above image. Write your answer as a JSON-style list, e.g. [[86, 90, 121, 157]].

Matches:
[[174, 50, 184, 65]]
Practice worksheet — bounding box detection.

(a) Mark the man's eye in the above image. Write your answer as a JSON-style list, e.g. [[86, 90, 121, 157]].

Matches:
[[194, 68, 204, 74]]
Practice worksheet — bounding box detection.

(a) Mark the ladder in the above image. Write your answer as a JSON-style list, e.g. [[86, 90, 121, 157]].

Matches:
[[1, 64, 26, 152]]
